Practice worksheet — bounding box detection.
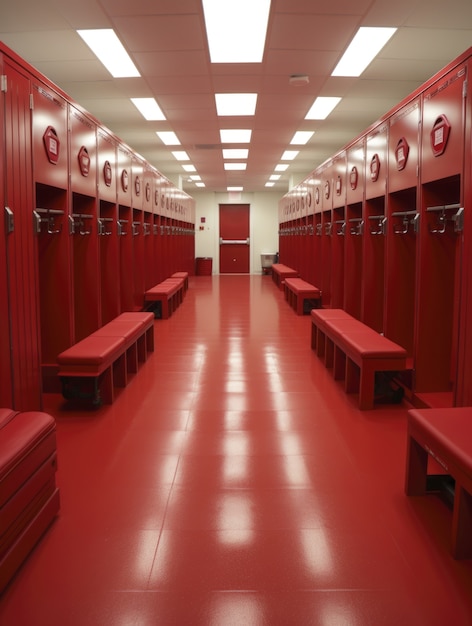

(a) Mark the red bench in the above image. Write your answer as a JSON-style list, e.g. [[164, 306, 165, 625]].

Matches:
[[57, 312, 154, 405], [171, 271, 189, 292], [405, 407, 472, 559], [311, 309, 408, 409], [0, 409, 59, 593], [144, 277, 185, 319], [271, 263, 299, 290], [284, 277, 322, 315]]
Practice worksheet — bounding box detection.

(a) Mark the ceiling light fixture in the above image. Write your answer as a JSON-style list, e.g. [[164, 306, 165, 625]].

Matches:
[[222, 149, 249, 159], [203, 0, 270, 63], [331, 26, 397, 77], [305, 97, 341, 120], [290, 131, 314, 145], [156, 131, 180, 145], [172, 151, 190, 161], [130, 98, 165, 121], [220, 129, 252, 143], [224, 163, 247, 170], [215, 93, 258, 116], [281, 150, 299, 161], [77, 29, 140, 78]]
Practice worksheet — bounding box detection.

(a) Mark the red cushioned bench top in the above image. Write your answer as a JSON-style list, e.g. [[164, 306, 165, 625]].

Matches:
[[145, 279, 183, 298], [92, 321, 145, 343], [57, 335, 125, 367], [171, 272, 188, 278], [0, 410, 56, 506], [284, 278, 321, 295], [114, 312, 154, 325], [311, 308, 353, 321], [272, 264, 298, 275], [338, 330, 407, 358], [408, 408, 472, 478]]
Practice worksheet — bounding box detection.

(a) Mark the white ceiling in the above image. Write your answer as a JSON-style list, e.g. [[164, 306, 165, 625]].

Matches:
[[1, 0, 472, 194]]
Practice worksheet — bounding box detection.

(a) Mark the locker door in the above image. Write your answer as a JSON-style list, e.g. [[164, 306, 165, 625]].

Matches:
[[3, 59, 42, 410]]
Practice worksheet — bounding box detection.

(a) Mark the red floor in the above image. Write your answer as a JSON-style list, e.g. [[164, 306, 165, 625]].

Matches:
[[1, 274, 472, 625]]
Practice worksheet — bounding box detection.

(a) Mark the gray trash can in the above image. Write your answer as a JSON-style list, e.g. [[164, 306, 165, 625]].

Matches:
[[261, 253, 277, 275]]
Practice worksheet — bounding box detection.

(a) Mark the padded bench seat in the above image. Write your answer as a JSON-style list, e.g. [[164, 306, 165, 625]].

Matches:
[[57, 312, 154, 405], [0, 409, 59, 593], [405, 407, 472, 559], [283, 277, 322, 315], [171, 271, 189, 292], [144, 277, 185, 319], [311, 308, 408, 409], [271, 263, 299, 290]]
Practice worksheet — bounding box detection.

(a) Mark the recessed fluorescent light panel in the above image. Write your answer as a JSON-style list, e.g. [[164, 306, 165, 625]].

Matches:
[[182, 164, 197, 172], [156, 131, 180, 145], [275, 164, 289, 172], [290, 131, 314, 145], [228, 187, 244, 191], [224, 163, 247, 170], [265, 182, 275, 187], [222, 149, 249, 159], [281, 150, 299, 161], [195, 182, 206, 187], [131, 98, 165, 121], [220, 129, 252, 143], [305, 97, 341, 120], [216, 94, 258, 116], [332, 27, 397, 77], [203, 0, 270, 63], [269, 174, 281, 181], [77, 29, 140, 78], [172, 151, 190, 161]]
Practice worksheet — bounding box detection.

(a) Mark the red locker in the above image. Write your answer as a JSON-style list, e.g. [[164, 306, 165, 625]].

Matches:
[[365, 123, 387, 200], [388, 99, 420, 193], [97, 128, 117, 203], [32, 82, 68, 190], [421, 63, 467, 183], [346, 139, 365, 206], [69, 105, 97, 196], [332, 153, 346, 210]]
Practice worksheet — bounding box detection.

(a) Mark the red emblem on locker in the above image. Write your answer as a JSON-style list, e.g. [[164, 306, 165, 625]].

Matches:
[[154, 190, 159, 206], [350, 166, 358, 190], [121, 169, 129, 192], [307, 192, 312, 207], [335, 175, 342, 196], [103, 161, 112, 187], [43, 126, 60, 164], [370, 153, 380, 182], [395, 137, 409, 171], [145, 182, 151, 202], [431, 115, 451, 157], [315, 187, 320, 205], [78, 146, 90, 177], [135, 176, 141, 196]]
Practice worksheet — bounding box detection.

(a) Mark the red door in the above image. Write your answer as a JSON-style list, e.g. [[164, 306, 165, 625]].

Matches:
[[219, 204, 250, 273]]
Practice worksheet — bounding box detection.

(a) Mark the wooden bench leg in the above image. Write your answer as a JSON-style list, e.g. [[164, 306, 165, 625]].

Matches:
[[452, 485, 472, 559], [127, 344, 139, 372], [317, 329, 326, 358], [311, 324, 317, 351], [161, 297, 170, 319], [113, 352, 127, 388], [145, 326, 154, 352], [296, 295, 304, 315], [325, 337, 334, 368], [99, 368, 114, 405]]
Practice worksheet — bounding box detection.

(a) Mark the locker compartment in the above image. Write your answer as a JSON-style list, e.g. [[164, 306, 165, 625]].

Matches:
[[71, 193, 100, 342], [321, 162, 333, 212], [414, 175, 462, 406], [143, 166, 153, 214], [362, 197, 386, 333], [97, 129, 117, 203], [32, 82, 68, 189], [99, 200, 119, 325], [34, 185, 73, 393], [346, 139, 365, 205], [320, 211, 332, 308], [118, 205, 134, 312], [421, 64, 466, 184], [132, 157, 144, 211], [152, 214, 162, 284], [384, 187, 418, 356], [365, 124, 387, 200], [143, 212, 155, 290], [331, 207, 345, 308], [312, 213, 323, 290], [344, 202, 363, 319], [388, 99, 420, 193], [132, 207, 144, 310], [69, 106, 97, 196]]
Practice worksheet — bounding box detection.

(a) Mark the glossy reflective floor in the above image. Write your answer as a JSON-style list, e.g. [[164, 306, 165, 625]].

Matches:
[[1, 275, 472, 625]]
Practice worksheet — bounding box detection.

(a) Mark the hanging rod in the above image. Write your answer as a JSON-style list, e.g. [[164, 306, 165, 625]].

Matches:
[[349, 218, 364, 236], [392, 211, 419, 235], [35, 207, 65, 215], [368, 215, 387, 236], [426, 204, 463, 234], [334, 220, 346, 236]]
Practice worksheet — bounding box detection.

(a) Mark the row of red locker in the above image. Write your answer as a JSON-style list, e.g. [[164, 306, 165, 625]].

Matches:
[[0, 43, 196, 412], [278, 47, 472, 410]]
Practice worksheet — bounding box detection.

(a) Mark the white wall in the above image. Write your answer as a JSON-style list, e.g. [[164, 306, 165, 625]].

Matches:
[[193, 190, 280, 274]]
